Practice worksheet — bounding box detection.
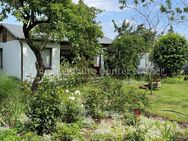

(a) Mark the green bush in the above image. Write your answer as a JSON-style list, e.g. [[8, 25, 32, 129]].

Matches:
[[52, 123, 83, 141], [20, 132, 42, 141], [161, 76, 184, 84], [108, 34, 148, 76], [84, 87, 106, 119], [26, 78, 62, 135], [0, 128, 20, 141], [122, 86, 149, 125], [59, 89, 84, 123], [100, 77, 125, 113], [83, 77, 148, 121], [153, 33, 188, 76], [83, 77, 124, 119], [60, 57, 96, 88], [0, 128, 42, 141]]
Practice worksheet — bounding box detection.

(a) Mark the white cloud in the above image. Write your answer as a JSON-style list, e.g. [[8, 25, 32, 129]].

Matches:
[[73, 0, 124, 12]]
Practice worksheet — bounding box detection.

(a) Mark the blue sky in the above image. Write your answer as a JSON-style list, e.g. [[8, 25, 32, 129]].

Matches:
[[2, 0, 188, 39]]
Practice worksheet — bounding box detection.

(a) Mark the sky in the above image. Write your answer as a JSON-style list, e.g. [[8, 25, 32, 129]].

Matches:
[[2, 0, 188, 39]]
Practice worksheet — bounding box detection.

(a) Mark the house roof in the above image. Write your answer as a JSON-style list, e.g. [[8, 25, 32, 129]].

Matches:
[[0, 23, 112, 44]]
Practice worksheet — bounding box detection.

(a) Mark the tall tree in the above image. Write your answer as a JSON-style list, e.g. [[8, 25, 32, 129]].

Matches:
[[119, 0, 188, 35], [0, 0, 102, 92], [109, 22, 156, 75], [118, 0, 188, 94]]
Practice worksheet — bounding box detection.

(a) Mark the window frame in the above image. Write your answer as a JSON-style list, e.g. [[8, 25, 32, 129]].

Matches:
[[42, 48, 52, 70]]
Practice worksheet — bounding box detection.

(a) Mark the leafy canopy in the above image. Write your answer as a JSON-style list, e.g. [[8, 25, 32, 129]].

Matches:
[[108, 21, 155, 75], [0, 0, 103, 56], [110, 34, 146, 75], [153, 33, 188, 76]]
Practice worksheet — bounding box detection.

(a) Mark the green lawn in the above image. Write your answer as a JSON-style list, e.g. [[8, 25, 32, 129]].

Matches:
[[146, 82, 188, 122]]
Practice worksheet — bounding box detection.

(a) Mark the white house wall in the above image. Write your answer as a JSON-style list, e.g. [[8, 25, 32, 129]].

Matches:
[[22, 41, 60, 80], [0, 40, 21, 78], [138, 53, 152, 73]]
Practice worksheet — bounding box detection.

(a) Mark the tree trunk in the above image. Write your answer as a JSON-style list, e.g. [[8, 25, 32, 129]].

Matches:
[[25, 39, 46, 93], [31, 51, 46, 93], [23, 24, 46, 93]]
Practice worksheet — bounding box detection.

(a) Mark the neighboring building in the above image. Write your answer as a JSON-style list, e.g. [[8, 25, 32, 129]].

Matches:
[[138, 53, 152, 74], [0, 23, 112, 80]]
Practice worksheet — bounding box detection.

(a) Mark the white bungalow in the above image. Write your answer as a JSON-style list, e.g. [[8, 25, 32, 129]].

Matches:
[[0, 23, 113, 80], [0, 23, 151, 80]]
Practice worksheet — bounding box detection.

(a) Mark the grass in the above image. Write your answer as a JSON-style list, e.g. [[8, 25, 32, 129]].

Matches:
[[122, 77, 188, 122], [146, 81, 188, 122]]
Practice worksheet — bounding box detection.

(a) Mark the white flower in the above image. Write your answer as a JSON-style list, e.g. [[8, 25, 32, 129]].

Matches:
[[69, 96, 75, 100], [65, 89, 69, 93], [74, 90, 81, 95], [81, 104, 84, 108]]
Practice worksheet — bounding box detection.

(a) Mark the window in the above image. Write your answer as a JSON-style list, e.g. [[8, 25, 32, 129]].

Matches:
[[60, 49, 73, 63], [41, 48, 52, 69], [0, 49, 2, 69], [2, 29, 7, 42]]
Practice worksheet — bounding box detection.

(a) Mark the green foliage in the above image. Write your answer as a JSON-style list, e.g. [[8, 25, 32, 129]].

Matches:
[[59, 89, 84, 123], [83, 77, 148, 120], [109, 34, 148, 75], [0, 128, 42, 141], [0, 129, 20, 141], [52, 123, 83, 141], [83, 86, 106, 119], [122, 86, 148, 125], [53, 1, 103, 57], [0, 73, 25, 127], [60, 57, 96, 88], [83, 77, 124, 119], [92, 133, 116, 141], [1, 0, 103, 92], [0, 73, 20, 103], [99, 77, 125, 113], [26, 79, 62, 135], [153, 33, 188, 76], [124, 116, 185, 141], [20, 132, 42, 141], [124, 127, 145, 141], [0, 98, 25, 128], [161, 76, 184, 84]]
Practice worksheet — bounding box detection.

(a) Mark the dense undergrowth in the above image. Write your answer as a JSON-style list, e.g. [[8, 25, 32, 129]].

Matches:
[[0, 71, 188, 141]]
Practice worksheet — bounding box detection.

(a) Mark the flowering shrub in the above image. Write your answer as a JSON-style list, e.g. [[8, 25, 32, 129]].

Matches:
[[83, 77, 148, 121], [59, 89, 84, 123], [124, 116, 185, 141], [83, 77, 125, 119], [91, 116, 187, 141], [91, 118, 125, 141]]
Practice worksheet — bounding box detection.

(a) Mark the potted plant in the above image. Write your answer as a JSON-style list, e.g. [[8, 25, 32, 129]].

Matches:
[[132, 101, 145, 118]]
